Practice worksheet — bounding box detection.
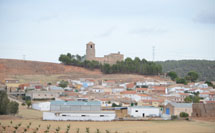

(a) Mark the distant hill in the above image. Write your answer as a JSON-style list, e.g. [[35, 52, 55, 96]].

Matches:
[[0, 58, 164, 83], [156, 60, 215, 81]]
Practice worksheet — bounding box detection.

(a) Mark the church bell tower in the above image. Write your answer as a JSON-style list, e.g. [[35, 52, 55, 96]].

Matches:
[[86, 41, 95, 60]]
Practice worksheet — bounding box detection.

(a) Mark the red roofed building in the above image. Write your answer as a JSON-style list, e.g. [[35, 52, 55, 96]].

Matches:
[[121, 91, 136, 95], [151, 86, 166, 94], [19, 83, 30, 91], [126, 83, 135, 90]]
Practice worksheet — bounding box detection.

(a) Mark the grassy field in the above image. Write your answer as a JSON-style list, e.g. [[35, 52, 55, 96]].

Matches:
[[0, 105, 215, 133]]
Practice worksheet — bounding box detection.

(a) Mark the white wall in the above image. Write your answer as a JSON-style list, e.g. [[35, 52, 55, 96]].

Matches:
[[128, 107, 160, 117], [32, 102, 50, 111], [43, 112, 115, 121]]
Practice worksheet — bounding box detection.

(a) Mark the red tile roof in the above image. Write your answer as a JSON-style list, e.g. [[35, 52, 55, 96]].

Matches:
[[126, 83, 135, 89], [136, 88, 148, 91], [121, 91, 136, 94]]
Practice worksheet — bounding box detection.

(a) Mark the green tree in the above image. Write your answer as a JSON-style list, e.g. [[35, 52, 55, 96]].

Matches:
[[180, 112, 189, 117], [58, 80, 68, 88], [112, 103, 121, 107], [184, 96, 192, 103], [192, 95, 200, 103], [102, 64, 112, 74], [59, 54, 72, 65], [26, 100, 32, 108], [184, 95, 200, 103], [0, 91, 10, 114], [176, 78, 187, 85], [167, 71, 178, 81], [205, 81, 214, 88], [59, 53, 162, 76], [185, 71, 199, 82], [7, 101, 19, 114]]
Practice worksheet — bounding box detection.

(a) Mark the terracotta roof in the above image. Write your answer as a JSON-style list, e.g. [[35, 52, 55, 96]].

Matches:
[[121, 91, 136, 94], [152, 86, 166, 90], [136, 88, 148, 91], [138, 94, 149, 97], [126, 83, 135, 89]]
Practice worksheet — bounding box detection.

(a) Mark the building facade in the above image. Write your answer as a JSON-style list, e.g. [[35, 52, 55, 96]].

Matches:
[[128, 106, 160, 117], [163, 102, 192, 116], [43, 100, 116, 121], [86, 41, 124, 65]]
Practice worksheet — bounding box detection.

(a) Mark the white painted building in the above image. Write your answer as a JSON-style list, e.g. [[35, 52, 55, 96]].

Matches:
[[43, 111, 115, 121], [32, 102, 50, 111], [128, 106, 160, 117], [43, 100, 116, 121], [112, 87, 126, 94]]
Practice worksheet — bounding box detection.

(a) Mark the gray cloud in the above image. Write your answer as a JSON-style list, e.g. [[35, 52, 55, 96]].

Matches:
[[193, 12, 215, 24]]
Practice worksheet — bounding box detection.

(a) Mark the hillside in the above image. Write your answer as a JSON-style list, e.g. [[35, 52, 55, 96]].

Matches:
[[157, 60, 215, 81], [0, 59, 164, 83], [0, 58, 102, 82]]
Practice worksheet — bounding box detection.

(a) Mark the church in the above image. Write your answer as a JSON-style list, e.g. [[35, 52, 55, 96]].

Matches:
[[86, 41, 124, 65]]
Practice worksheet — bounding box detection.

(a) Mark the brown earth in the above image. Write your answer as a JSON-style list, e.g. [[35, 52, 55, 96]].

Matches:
[[0, 58, 167, 84]]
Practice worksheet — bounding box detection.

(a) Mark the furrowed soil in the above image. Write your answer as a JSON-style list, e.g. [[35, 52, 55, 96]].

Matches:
[[0, 105, 214, 133]]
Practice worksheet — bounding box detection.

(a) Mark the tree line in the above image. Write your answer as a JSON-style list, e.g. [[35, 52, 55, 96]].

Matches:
[[157, 60, 215, 81], [59, 53, 162, 75], [167, 71, 199, 85], [0, 91, 19, 115]]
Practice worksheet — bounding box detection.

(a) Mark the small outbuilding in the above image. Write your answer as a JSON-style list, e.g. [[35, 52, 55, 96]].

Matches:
[[32, 102, 50, 111], [163, 102, 192, 116], [128, 106, 160, 117]]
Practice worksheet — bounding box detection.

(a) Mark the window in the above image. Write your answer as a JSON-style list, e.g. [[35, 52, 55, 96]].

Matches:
[[100, 115, 104, 117], [90, 45, 92, 48], [135, 110, 138, 112], [81, 115, 86, 117], [62, 115, 67, 117]]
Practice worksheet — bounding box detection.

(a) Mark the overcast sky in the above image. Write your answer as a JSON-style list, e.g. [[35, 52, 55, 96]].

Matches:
[[0, 0, 214, 63]]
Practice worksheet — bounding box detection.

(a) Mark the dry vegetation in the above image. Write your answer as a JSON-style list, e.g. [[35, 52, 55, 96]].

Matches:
[[0, 58, 166, 84], [0, 105, 214, 133]]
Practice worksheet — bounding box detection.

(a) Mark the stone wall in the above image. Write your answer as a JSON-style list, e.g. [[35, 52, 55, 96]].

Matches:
[[192, 103, 215, 117], [86, 41, 124, 65]]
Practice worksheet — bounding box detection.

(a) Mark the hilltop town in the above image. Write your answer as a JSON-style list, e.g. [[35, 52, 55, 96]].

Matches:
[[0, 42, 214, 125]]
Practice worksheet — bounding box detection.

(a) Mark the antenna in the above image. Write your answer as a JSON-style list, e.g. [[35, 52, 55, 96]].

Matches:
[[152, 46, 155, 61]]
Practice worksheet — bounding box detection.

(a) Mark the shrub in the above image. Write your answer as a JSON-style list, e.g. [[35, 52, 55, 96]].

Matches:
[[7, 101, 19, 114], [180, 112, 189, 118], [171, 115, 178, 120]]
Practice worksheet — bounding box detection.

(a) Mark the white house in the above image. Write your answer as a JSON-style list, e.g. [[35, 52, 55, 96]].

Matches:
[[32, 102, 50, 111], [43, 111, 115, 121], [112, 87, 126, 94], [128, 106, 160, 117]]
